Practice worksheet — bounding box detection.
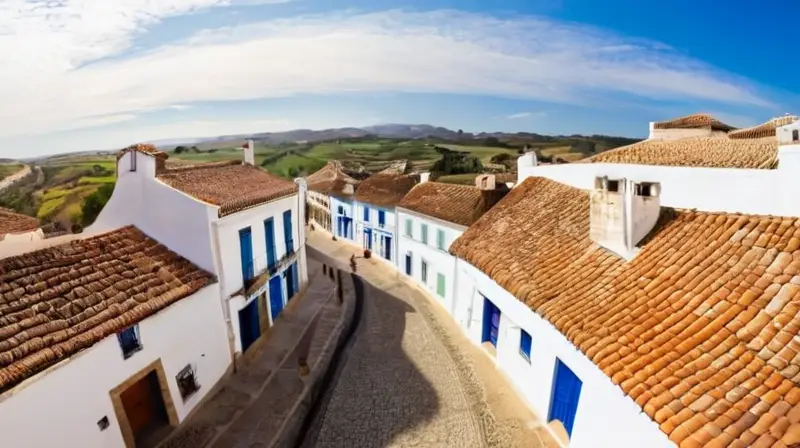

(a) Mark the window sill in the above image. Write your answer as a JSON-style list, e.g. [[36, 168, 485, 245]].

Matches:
[[121, 345, 143, 360], [519, 350, 531, 364]]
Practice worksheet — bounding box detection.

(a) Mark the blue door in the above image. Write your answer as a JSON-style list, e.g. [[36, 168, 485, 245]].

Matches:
[[283, 210, 294, 255], [337, 217, 343, 237], [364, 228, 372, 249], [344, 218, 352, 239], [384, 235, 392, 260], [239, 227, 254, 282], [265, 218, 276, 271], [405, 253, 412, 275], [285, 265, 295, 299], [548, 359, 583, 437], [269, 275, 284, 321], [238, 298, 260, 352], [482, 298, 500, 347]]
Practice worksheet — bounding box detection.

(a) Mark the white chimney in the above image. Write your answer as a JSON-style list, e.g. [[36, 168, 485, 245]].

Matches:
[[590, 176, 661, 260], [420, 172, 430, 183], [243, 139, 255, 166], [517, 152, 538, 185], [777, 120, 800, 172]]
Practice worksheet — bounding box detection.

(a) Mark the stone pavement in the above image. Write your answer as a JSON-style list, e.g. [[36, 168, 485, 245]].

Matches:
[[158, 257, 352, 448]]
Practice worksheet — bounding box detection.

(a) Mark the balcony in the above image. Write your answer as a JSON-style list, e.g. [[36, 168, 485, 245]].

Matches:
[[240, 249, 301, 298]]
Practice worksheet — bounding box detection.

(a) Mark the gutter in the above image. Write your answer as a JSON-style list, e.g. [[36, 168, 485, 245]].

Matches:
[[211, 219, 238, 373]]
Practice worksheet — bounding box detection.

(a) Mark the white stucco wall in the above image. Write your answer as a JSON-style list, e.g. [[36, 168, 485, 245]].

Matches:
[[331, 195, 356, 241], [453, 260, 675, 448], [396, 209, 463, 313], [519, 162, 800, 216], [89, 151, 217, 273], [354, 201, 397, 262], [0, 285, 230, 448]]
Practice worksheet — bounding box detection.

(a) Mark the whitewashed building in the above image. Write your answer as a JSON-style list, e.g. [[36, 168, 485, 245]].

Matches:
[[395, 174, 508, 313], [353, 171, 419, 263], [0, 226, 229, 448], [0, 207, 43, 249], [305, 161, 359, 240], [449, 114, 800, 448], [90, 141, 309, 356]]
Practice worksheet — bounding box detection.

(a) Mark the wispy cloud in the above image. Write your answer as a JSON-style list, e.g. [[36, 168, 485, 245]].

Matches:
[[0, 5, 775, 140], [506, 112, 547, 119]]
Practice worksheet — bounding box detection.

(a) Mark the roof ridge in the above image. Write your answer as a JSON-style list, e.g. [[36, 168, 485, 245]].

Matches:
[[160, 159, 242, 174]]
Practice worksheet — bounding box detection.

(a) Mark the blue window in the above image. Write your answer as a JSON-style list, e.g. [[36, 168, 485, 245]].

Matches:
[[520, 330, 532, 362], [363, 206, 370, 222], [338, 205, 344, 214], [482, 298, 500, 347], [117, 325, 142, 359], [264, 218, 276, 271], [378, 210, 386, 227], [239, 227, 254, 282], [549, 359, 583, 437], [283, 210, 294, 255]]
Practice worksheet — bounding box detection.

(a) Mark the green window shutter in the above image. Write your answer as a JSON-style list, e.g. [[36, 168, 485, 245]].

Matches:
[[437, 273, 445, 297], [437, 229, 445, 250], [405, 219, 412, 237], [421, 224, 428, 244]]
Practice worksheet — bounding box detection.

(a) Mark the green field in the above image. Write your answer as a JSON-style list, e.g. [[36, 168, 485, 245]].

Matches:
[[0, 163, 23, 180], [78, 176, 116, 185]]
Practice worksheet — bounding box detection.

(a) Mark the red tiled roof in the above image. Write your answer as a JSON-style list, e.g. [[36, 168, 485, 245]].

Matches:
[[397, 182, 508, 227], [0, 207, 39, 239], [653, 113, 737, 131], [157, 162, 298, 217], [0, 226, 213, 392], [729, 116, 799, 140], [307, 161, 359, 197], [354, 173, 419, 208], [116, 143, 168, 162], [450, 177, 800, 447]]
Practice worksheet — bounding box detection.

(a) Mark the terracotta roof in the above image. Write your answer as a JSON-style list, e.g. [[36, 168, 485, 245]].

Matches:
[[116, 143, 168, 162], [397, 182, 508, 227], [450, 176, 800, 447], [354, 173, 419, 208], [653, 113, 737, 131], [729, 116, 799, 140], [157, 162, 298, 217], [0, 208, 39, 239], [0, 226, 213, 392], [307, 161, 359, 197], [586, 136, 778, 169]]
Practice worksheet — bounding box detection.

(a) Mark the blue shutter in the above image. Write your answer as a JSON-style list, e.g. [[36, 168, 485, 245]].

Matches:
[[283, 210, 294, 255], [363, 206, 369, 222], [520, 330, 532, 361], [239, 227, 254, 282], [378, 210, 385, 227], [264, 218, 276, 271], [548, 359, 583, 437]]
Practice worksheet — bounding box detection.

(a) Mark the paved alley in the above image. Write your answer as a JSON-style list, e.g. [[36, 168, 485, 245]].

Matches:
[[300, 232, 558, 448]]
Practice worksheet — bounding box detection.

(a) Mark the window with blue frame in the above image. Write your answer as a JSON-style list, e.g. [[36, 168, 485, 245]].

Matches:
[[338, 205, 344, 214], [378, 210, 386, 228], [363, 206, 370, 222], [283, 210, 294, 255], [520, 329, 532, 362], [117, 325, 142, 359], [264, 218, 277, 271], [239, 227, 254, 282]]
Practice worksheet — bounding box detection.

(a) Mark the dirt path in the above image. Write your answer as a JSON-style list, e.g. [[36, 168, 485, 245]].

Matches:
[[0, 164, 30, 193]]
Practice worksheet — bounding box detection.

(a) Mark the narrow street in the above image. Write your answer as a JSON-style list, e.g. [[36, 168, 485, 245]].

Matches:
[[300, 234, 557, 448]]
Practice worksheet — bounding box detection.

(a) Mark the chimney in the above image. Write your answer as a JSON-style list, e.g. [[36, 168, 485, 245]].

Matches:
[[420, 172, 430, 183], [343, 183, 355, 195], [474, 174, 496, 190], [590, 176, 661, 260], [242, 139, 255, 166]]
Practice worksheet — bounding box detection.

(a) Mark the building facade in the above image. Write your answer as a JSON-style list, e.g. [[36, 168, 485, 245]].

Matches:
[[0, 227, 229, 448], [305, 161, 359, 241], [89, 142, 309, 356]]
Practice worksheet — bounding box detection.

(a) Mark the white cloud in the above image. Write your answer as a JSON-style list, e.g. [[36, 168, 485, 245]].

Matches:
[[0, 6, 774, 142], [506, 112, 546, 119]]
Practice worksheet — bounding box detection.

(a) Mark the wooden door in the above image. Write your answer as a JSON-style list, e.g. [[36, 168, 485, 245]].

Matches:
[[120, 371, 168, 442]]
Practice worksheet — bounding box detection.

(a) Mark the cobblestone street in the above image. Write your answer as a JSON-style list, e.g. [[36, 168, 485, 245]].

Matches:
[[301, 233, 557, 448]]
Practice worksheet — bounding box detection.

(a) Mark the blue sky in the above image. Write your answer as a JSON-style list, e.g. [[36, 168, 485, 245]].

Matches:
[[0, 0, 795, 158]]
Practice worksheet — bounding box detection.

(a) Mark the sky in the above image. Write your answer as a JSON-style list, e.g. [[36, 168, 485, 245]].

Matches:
[[1, 0, 797, 158]]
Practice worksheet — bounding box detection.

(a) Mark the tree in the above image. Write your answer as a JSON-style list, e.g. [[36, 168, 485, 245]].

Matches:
[[174, 146, 187, 154], [81, 183, 115, 226]]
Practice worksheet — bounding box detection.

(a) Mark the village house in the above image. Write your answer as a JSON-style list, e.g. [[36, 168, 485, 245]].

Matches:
[[353, 167, 419, 263], [89, 140, 308, 355], [447, 114, 800, 447], [0, 206, 42, 247], [305, 161, 359, 240], [0, 226, 229, 448], [395, 174, 508, 313]]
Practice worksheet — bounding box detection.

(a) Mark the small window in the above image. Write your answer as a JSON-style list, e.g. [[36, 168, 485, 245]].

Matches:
[[378, 210, 386, 227], [405, 219, 413, 237], [607, 180, 619, 192], [176, 364, 201, 401], [97, 416, 110, 431], [635, 182, 654, 197], [436, 273, 445, 297], [338, 205, 344, 214], [421, 224, 428, 244], [793, 129, 799, 142], [520, 330, 532, 362], [421, 260, 428, 283], [363, 206, 369, 222], [436, 229, 445, 251], [117, 325, 142, 359]]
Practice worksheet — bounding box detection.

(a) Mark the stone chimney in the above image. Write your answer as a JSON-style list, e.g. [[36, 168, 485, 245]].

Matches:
[[590, 176, 661, 260], [475, 174, 496, 190], [420, 172, 430, 183], [243, 139, 255, 166]]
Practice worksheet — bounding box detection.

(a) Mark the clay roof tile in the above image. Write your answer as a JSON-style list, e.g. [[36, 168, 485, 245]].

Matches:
[[397, 181, 509, 227]]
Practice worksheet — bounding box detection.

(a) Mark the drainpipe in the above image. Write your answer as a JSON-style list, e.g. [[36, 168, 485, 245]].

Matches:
[[211, 219, 238, 373]]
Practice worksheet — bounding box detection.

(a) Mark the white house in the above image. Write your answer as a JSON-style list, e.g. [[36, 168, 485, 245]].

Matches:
[[395, 174, 509, 314], [306, 161, 360, 240], [353, 170, 419, 263], [0, 206, 43, 249], [448, 114, 800, 448], [0, 225, 230, 448], [89, 141, 309, 356]]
